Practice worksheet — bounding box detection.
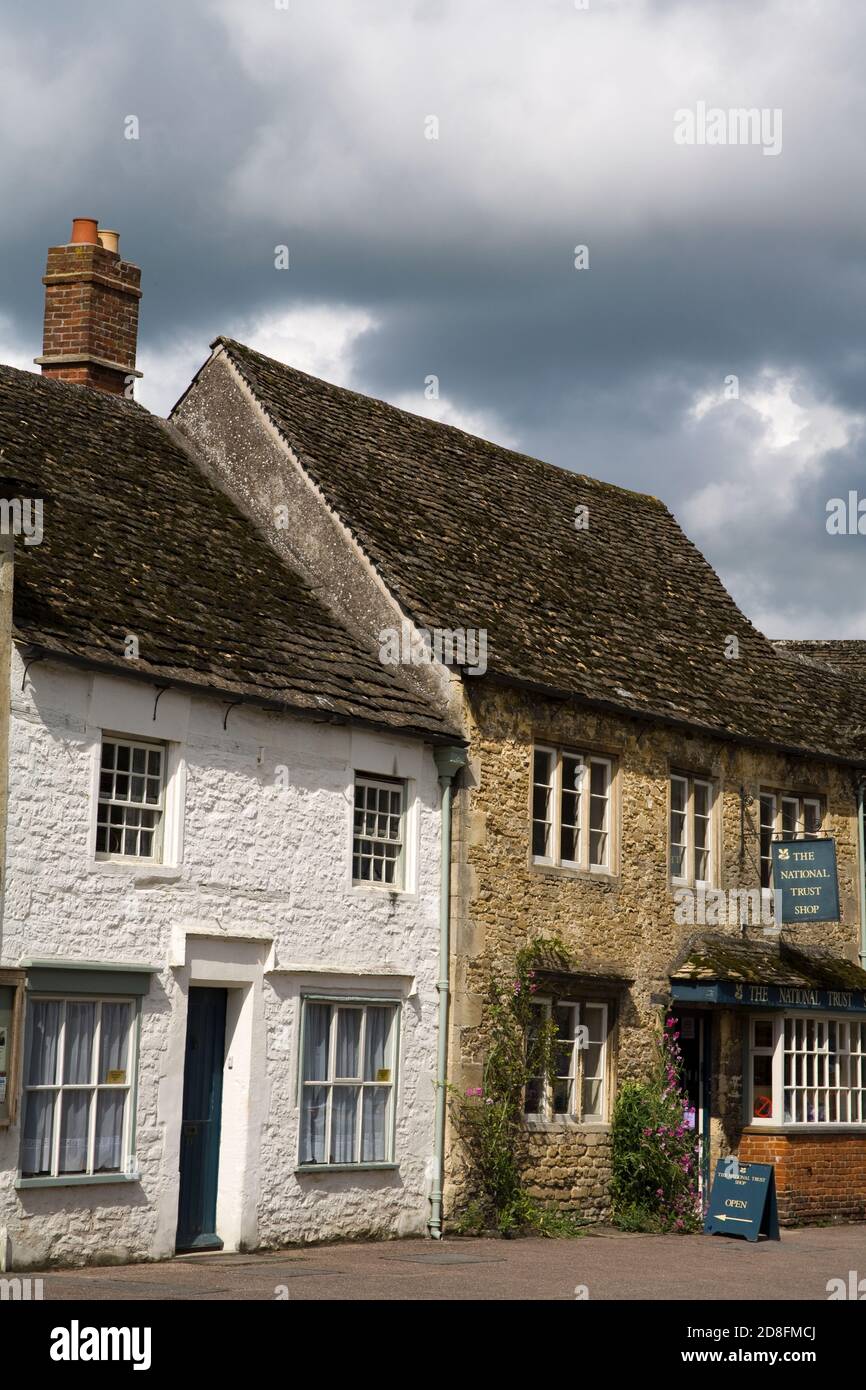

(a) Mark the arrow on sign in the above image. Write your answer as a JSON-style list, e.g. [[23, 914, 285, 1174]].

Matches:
[[714, 1214, 751, 1224]]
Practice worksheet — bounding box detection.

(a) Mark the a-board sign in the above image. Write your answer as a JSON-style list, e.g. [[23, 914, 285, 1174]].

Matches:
[[703, 1160, 780, 1242]]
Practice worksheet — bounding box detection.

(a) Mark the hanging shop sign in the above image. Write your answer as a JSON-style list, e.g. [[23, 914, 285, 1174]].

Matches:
[[770, 837, 839, 924]]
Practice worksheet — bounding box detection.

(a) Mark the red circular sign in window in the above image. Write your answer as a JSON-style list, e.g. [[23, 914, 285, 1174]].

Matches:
[[754, 1094, 773, 1118]]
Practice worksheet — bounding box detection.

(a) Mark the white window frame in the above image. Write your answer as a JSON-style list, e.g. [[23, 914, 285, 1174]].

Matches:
[[297, 998, 399, 1167], [531, 746, 614, 873], [747, 1013, 866, 1128], [759, 791, 823, 892], [20, 995, 138, 1180], [352, 774, 406, 890], [670, 773, 715, 887], [95, 734, 167, 863], [523, 998, 609, 1123]]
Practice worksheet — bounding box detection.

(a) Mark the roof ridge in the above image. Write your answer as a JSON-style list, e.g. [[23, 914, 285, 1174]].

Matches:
[[214, 335, 668, 509]]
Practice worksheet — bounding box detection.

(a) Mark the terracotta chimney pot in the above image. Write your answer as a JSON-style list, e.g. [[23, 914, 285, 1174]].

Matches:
[[70, 217, 100, 246]]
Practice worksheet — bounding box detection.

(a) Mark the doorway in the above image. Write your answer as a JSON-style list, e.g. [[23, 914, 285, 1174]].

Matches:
[[176, 987, 227, 1252], [675, 1010, 712, 1205]]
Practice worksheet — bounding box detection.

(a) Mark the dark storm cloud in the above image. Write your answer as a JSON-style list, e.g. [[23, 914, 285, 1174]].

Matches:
[[2, 0, 865, 635]]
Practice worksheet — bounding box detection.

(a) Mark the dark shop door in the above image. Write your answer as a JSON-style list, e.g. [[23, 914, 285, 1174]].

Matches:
[[176, 987, 227, 1252]]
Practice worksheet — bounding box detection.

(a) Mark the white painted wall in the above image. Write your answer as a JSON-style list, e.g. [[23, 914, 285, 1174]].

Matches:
[[0, 651, 443, 1268]]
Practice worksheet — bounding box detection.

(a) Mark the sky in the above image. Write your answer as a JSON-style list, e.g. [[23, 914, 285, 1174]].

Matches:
[[1, 0, 865, 637]]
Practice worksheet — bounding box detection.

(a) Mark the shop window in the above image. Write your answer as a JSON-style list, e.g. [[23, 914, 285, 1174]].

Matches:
[[523, 999, 609, 1122], [298, 1000, 399, 1166], [532, 746, 615, 873], [748, 1015, 866, 1126]]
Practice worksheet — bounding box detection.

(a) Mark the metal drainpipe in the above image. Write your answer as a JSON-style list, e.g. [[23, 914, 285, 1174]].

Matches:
[[857, 782, 866, 969], [429, 744, 467, 1239]]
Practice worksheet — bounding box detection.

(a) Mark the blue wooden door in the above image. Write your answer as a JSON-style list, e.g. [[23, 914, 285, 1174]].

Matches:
[[176, 988, 227, 1251]]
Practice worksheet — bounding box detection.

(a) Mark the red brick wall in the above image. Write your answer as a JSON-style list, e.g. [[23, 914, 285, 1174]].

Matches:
[[41, 242, 141, 394], [738, 1131, 866, 1225]]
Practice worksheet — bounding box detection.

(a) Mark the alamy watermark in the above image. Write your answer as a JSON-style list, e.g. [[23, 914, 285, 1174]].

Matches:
[[0, 497, 43, 545], [378, 620, 487, 676], [674, 886, 779, 928], [674, 102, 782, 157]]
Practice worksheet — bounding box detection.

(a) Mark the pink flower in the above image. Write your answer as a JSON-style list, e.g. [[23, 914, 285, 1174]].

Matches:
[[465, 1086, 483, 1097]]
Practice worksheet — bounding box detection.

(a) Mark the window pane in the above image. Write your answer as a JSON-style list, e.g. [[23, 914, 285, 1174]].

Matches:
[[364, 1008, 391, 1081], [335, 1010, 362, 1078], [59, 1090, 91, 1173], [532, 750, 553, 859], [94, 1091, 126, 1172], [760, 794, 776, 889], [99, 1003, 131, 1083], [26, 1000, 61, 1086], [589, 762, 609, 867], [583, 1078, 603, 1118], [303, 1004, 330, 1082], [361, 1087, 389, 1162], [299, 1085, 327, 1164], [21, 1092, 55, 1176], [64, 1002, 96, 1085], [752, 1055, 774, 1119], [330, 1087, 359, 1163], [754, 1020, 773, 1049]]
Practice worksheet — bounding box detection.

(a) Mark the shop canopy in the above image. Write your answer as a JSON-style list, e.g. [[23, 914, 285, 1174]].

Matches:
[[670, 932, 866, 1014]]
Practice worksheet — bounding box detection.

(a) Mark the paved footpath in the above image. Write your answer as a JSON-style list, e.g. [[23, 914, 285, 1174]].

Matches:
[[24, 1224, 866, 1300]]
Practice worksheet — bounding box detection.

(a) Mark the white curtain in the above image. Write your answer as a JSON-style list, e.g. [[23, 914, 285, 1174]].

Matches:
[[300, 1086, 326, 1164], [303, 1004, 330, 1082], [64, 1002, 96, 1084], [95, 1091, 126, 1171], [26, 999, 61, 1086], [335, 1010, 361, 1078], [362, 1088, 388, 1162], [364, 1008, 389, 1079], [99, 1003, 130, 1081], [59, 1090, 90, 1173], [330, 1087, 358, 1163], [21, 1092, 54, 1175]]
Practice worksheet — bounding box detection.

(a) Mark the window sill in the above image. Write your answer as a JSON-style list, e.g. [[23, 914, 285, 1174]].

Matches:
[[294, 1163, 399, 1174], [529, 862, 619, 886], [16, 1172, 141, 1190], [88, 861, 181, 882], [742, 1124, 866, 1136], [350, 883, 413, 899], [523, 1117, 610, 1133]]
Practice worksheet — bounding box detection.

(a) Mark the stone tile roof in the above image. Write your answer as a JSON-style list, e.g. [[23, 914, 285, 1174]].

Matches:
[[213, 338, 866, 764], [671, 932, 866, 992], [0, 364, 458, 741], [773, 639, 866, 680]]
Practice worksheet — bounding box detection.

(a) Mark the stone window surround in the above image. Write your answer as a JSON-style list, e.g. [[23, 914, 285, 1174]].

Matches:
[[523, 993, 615, 1128], [87, 732, 186, 872], [668, 768, 719, 890], [528, 742, 621, 881]]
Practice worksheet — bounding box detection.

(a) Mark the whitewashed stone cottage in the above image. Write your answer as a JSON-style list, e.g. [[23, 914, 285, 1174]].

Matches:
[[0, 219, 463, 1269]]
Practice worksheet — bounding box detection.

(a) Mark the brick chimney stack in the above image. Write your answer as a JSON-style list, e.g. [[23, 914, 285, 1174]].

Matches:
[[35, 217, 143, 396]]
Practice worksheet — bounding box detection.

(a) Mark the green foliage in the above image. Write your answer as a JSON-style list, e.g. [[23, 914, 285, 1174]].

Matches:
[[451, 936, 583, 1237], [610, 1015, 702, 1233]]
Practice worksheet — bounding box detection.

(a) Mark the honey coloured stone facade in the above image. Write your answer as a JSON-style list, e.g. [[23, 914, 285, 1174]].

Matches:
[[445, 682, 866, 1224], [172, 335, 866, 1233]]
